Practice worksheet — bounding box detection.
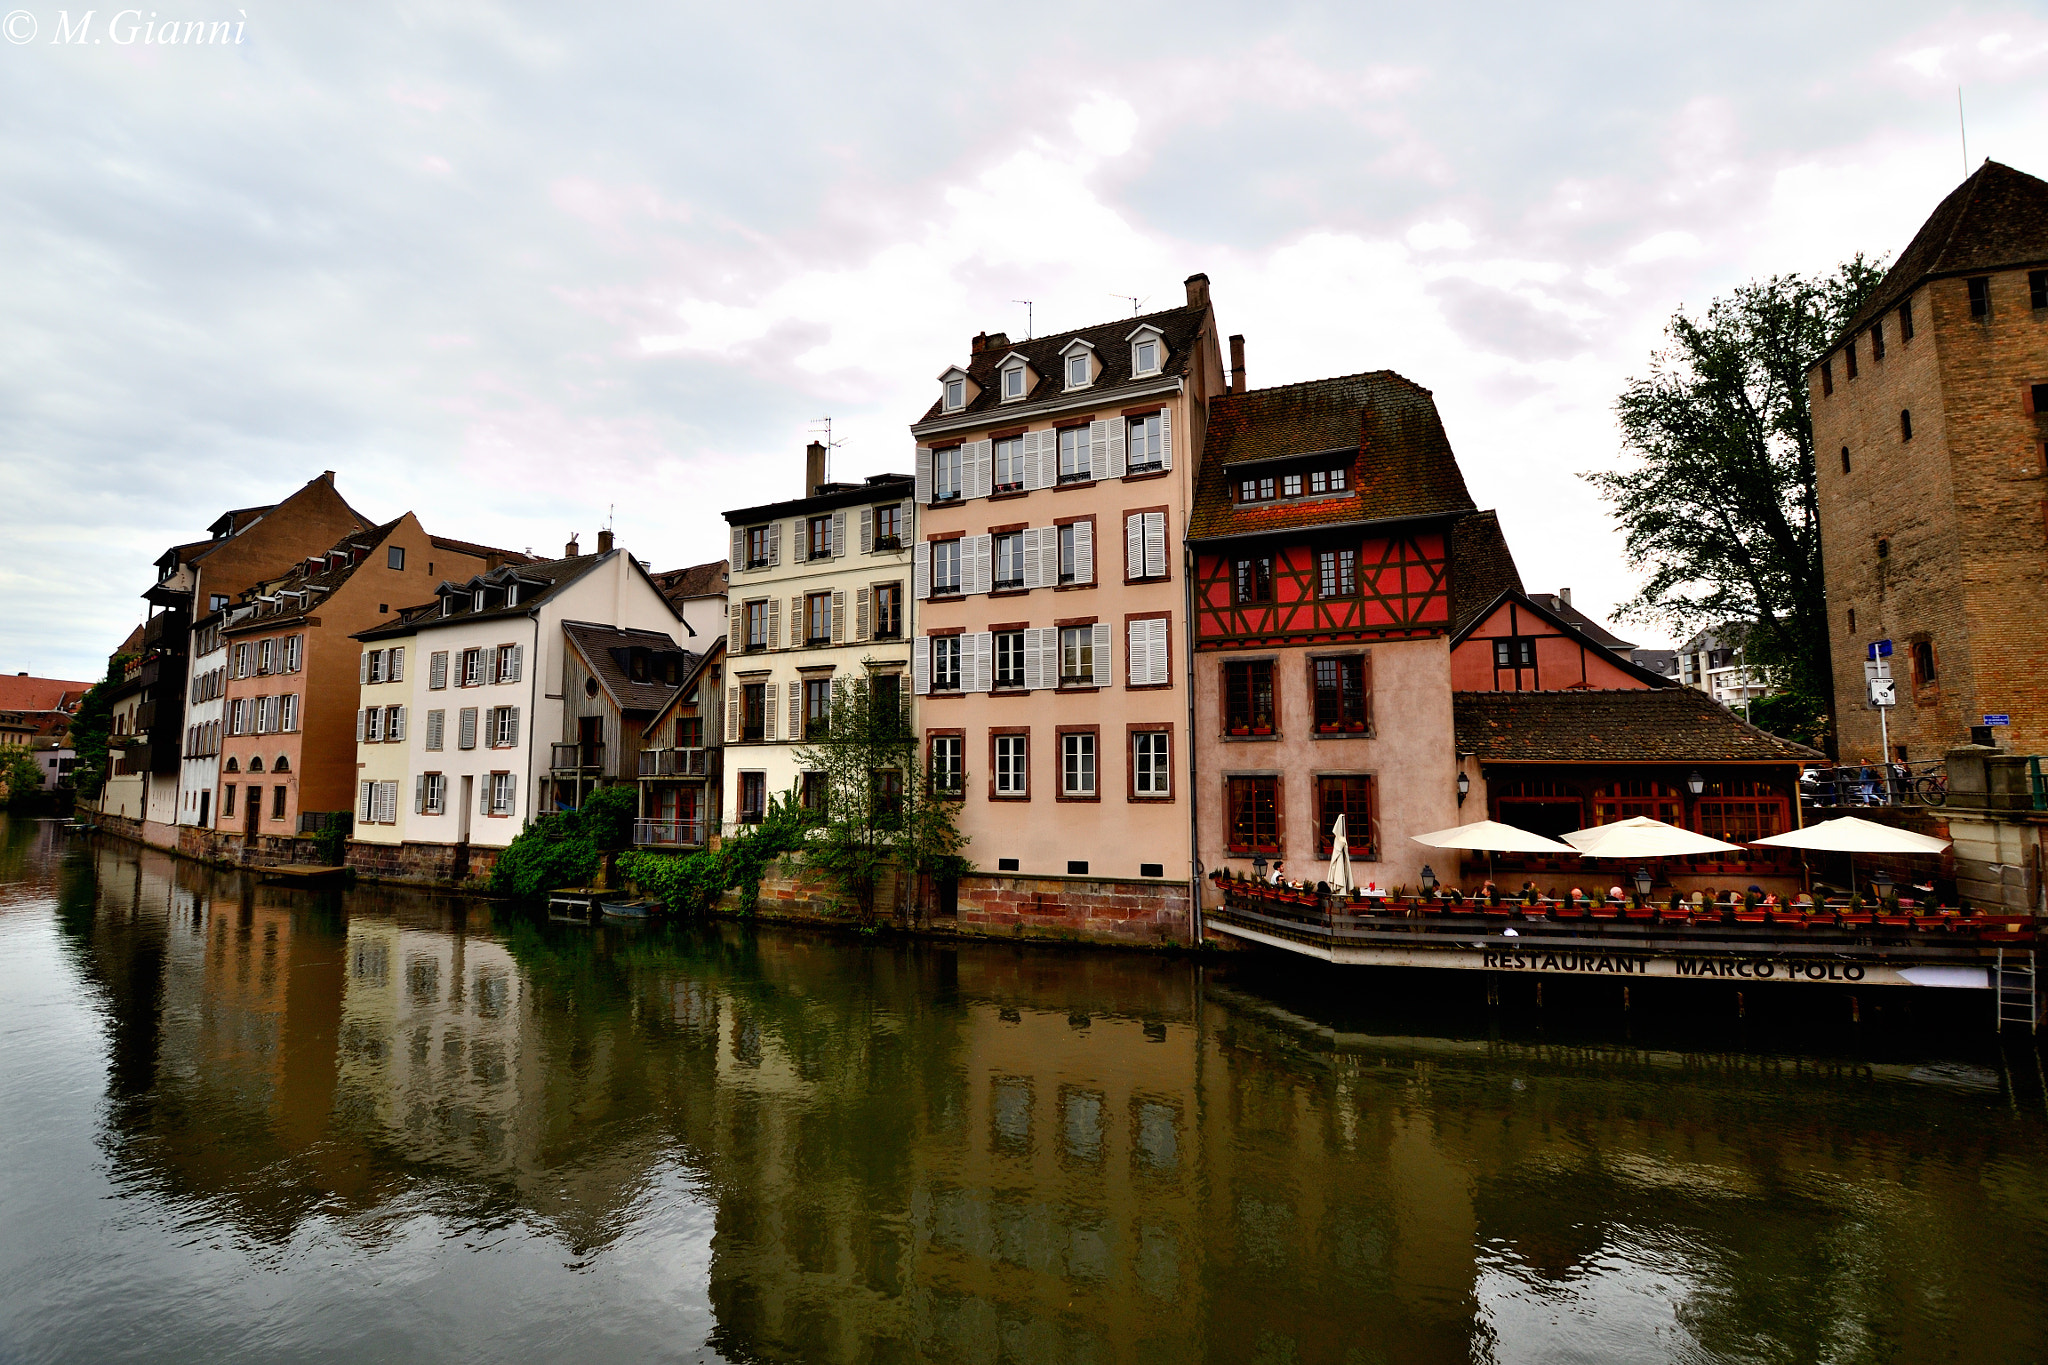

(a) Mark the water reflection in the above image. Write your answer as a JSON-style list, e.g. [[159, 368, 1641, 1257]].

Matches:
[[3, 817, 2048, 1363]]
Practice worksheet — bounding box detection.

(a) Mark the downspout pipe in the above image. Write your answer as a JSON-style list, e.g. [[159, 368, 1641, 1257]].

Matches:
[[1184, 537, 1203, 946]]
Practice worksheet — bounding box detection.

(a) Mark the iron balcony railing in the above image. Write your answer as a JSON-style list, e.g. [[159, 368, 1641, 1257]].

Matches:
[[633, 816, 718, 848], [550, 741, 607, 773], [638, 747, 709, 777]]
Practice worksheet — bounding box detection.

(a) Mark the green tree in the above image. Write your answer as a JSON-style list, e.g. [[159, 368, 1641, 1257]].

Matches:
[[791, 663, 970, 923], [2, 748, 45, 808], [67, 654, 132, 800], [1587, 258, 1887, 753]]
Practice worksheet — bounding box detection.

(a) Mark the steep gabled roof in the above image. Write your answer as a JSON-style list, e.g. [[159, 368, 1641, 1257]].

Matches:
[[645, 636, 727, 738], [1189, 371, 1478, 541], [222, 519, 405, 634], [1448, 512, 1525, 636], [430, 534, 537, 566], [1526, 592, 1635, 652], [0, 675, 92, 712], [562, 621, 693, 716], [1453, 587, 1678, 690], [1455, 687, 1821, 763], [912, 302, 1209, 427], [353, 553, 610, 641], [654, 560, 729, 601], [1834, 159, 2048, 346]]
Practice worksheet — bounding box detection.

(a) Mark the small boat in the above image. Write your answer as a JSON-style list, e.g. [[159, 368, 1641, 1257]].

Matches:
[[600, 899, 653, 920]]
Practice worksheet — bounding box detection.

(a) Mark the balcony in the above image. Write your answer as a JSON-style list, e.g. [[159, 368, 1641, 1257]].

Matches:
[[634, 817, 718, 848], [550, 741, 606, 774], [638, 747, 709, 778]]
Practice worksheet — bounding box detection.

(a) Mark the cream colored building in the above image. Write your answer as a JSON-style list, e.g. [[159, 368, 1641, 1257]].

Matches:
[[351, 629, 417, 843]]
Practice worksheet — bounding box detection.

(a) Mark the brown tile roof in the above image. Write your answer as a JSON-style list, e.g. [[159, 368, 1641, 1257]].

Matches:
[[654, 559, 728, 601], [223, 519, 406, 634], [430, 535, 537, 565], [912, 303, 1209, 426], [0, 675, 92, 712], [562, 622, 694, 716], [1449, 512, 1525, 636], [1456, 687, 1823, 763], [1189, 371, 1477, 541], [1526, 592, 1634, 652], [1835, 159, 2048, 345]]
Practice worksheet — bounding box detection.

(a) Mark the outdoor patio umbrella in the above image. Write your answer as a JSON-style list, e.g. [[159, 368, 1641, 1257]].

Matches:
[[1325, 814, 1356, 893], [1750, 815, 1950, 896], [1412, 819, 1580, 884], [1562, 816, 1744, 859]]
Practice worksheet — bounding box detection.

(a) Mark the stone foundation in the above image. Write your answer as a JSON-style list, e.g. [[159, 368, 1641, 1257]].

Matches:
[[346, 840, 499, 888]]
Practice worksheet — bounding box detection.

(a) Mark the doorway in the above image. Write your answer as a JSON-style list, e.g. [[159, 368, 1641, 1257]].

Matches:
[[459, 775, 473, 843], [197, 790, 210, 829]]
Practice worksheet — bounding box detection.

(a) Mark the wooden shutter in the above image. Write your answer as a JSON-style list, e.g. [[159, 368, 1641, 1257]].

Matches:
[[390, 647, 405, 682], [430, 651, 447, 689], [1144, 513, 1167, 579], [392, 706, 407, 742], [359, 781, 374, 821], [507, 644, 523, 682], [726, 686, 740, 743], [728, 599, 744, 649], [914, 446, 933, 505], [1021, 430, 1047, 491], [1127, 620, 1146, 688], [1152, 617, 1172, 685], [1022, 528, 1044, 590], [970, 439, 994, 500], [855, 588, 871, 641], [505, 707, 519, 748], [427, 709, 444, 750], [786, 683, 800, 739], [459, 707, 477, 750], [1073, 520, 1093, 584], [764, 684, 779, 741], [767, 521, 781, 567], [415, 776, 425, 815], [731, 526, 747, 568], [1089, 420, 1109, 478], [1023, 628, 1047, 692], [1101, 417, 1124, 479], [973, 632, 994, 693], [1159, 408, 1172, 471], [1091, 622, 1112, 687], [860, 508, 873, 554], [1126, 514, 1145, 580], [831, 511, 846, 558], [789, 594, 805, 646], [914, 542, 930, 599], [767, 597, 782, 650], [832, 589, 846, 643], [355, 708, 366, 743], [913, 636, 931, 695], [970, 535, 992, 596], [359, 652, 369, 684]]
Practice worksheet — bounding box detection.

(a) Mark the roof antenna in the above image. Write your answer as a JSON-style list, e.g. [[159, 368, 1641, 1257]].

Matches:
[[1012, 300, 1033, 339], [810, 416, 844, 483], [1958, 87, 1968, 178], [1111, 293, 1146, 316]]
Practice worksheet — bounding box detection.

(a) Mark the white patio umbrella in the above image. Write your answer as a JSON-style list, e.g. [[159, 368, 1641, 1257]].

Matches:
[[1325, 814, 1356, 893], [1412, 819, 1580, 885], [1562, 816, 1744, 860], [1749, 815, 1950, 854]]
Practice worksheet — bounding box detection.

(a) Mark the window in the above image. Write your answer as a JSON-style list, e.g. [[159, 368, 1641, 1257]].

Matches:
[[1317, 776, 1376, 857], [739, 771, 767, 823], [1912, 639, 1938, 685], [1061, 732, 1096, 798], [1313, 656, 1368, 732], [271, 785, 287, 820], [1900, 296, 1916, 338], [1058, 523, 1081, 584], [741, 684, 766, 741], [1592, 779, 1680, 826], [1900, 409, 1913, 441], [1133, 731, 1170, 798], [872, 769, 904, 820], [1058, 425, 1091, 483], [279, 693, 298, 732], [1968, 276, 1990, 317], [804, 678, 832, 739], [1226, 776, 1279, 854], [1002, 364, 1026, 400], [1877, 538, 1890, 559], [932, 635, 962, 691], [364, 706, 384, 743], [1310, 467, 1347, 494], [1133, 338, 1159, 374], [1845, 339, 1857, 379], [425, 709, 445, 751], [489, 706, 519, 747], [676, 714, 704, 748], [283, 635, 301, 672], [1127, 413, 1164, 473], [473, 589, 486, 613], [222, 784, 236, 817], [799, 770, 829, 813], [1871, 318, 1885, 361], [746, 600, 769, 651], [1224, 660, 1275, 732], [420, 773, 445, 815], [1841, 446, 1851, 474], [933, 446, 963, 501], [994, 436, 1026, 493], [384, 704, 405, 742], [458, 707, 478, 750], [931, 539, 962, 595], [929, 735, 963, 797], [874, 503, 901, 548], [872, 673, 903, 735], [945, 377, 965, 410], [461, 648, 483, 686], [1127, 511, 1167, 580], [388, 545, 405, 570], [1234, 556, 1272, 604], [489, 772, 516, 816], [1067, 352, 1089, 387], [994, 734, 1028, 797], [1494, 638, 1536, 669], [993, 532, 1025, 590], [1317, 548, 1356, 598], [806, 592, 832, 644], [746, 525, 771, 568], [994, 630, 1025, 688], [494, 644, 519, 683], [807, 516, 832, 561], [1239, 475, 1276, 502], [1059, 626, 1094, 685], [873, 582, 902, 639]]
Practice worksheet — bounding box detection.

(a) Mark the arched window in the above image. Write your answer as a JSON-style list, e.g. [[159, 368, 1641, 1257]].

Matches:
[[273, 755, 290, 773], [224, 757, 239, 773], [248, 756, 264, 773]]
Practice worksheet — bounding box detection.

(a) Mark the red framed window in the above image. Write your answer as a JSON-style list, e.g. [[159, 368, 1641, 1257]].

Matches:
[[1226, 776, 1280, 854]]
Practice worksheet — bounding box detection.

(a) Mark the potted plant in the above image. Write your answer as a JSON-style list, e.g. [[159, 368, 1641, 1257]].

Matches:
[[1230, 725, 1250, 737], [1347, 720, 1367, 733]]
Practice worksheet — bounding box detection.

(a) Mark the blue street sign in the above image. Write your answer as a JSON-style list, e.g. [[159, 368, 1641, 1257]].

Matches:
[[1867, 640, 1893, 659], [1983, 714, 2011, 726]]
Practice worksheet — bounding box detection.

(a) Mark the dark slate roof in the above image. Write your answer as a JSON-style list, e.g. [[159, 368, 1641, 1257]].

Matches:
[[1834, 160, 2048, 345], [1449, 512, 1525, 636], [353, 553, 610, 641], [1526, 593, 1634, 652], [646, 637, 728, 734], [1455, 688, 1823, 763], [223, 519, 405, 635], [562, 621, 693, 716], [912, 302, 1209, 427], [727, 473, 915, 526], [655, 560, 728, 600], [1189, 371, 1477, 541], [430, 534, 536, 565], [1631, 649, 1680, 678]]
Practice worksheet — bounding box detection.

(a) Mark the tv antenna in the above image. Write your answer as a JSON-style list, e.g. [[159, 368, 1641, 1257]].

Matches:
[[1012, 300, 1033, 339], [1958, 87, 1968, 178], [1111, 293, 1147, 316], [810, 416, 844, 483]]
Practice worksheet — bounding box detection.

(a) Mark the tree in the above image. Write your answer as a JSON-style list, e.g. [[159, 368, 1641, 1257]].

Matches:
[[2, 748, 45, 808], [67, 654, 132, 800], [1586, 258, 1887, 753], [791, 663, 971, 923]]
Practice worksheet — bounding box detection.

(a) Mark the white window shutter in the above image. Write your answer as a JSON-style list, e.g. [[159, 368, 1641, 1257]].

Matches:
[[1154, 617, 1173, 685], [976, 632, 995, 693], [767, 597, 782, 650], [481, 780, 492, 816], [1023, 629, 1046, 692], [430, 651, 447, 689], [508, 645, 523, 682], [1159, 408, 1173, 471], [415, 775, 425, 815], [1021, 430, 1045, 491], [460, 707, 477, 750], [1127, 620, 1145, 687], [1090, 420, 1109, 478], [394, 706, 407, 742], [832, 511, 846, 558], [391, 647, 405, 682], [427, 709, 443, 750], [972, 439, 994, 500], [731, 526, 747, 568], [971, 535, 992, 596], [1092, 622, 1112, 687], [860, 508, 873, 554], [506, 707, 519, 748], [1126, 514, 1145, 580], [831, 589, 846, 643], [913, 636, 931, 695], [1022, 529, 1043, 590], [914, 446, 933, 505], [855, 588, 871, 641], [1145, 513, 1168, 579], [1073, 520, 1093, 584], [359, 652, 369, 684], [359, 781, 374, 821], [764, 684, 779, 741], [767, 521, 781, 567], [914, 542, 930, 600], [727, 686, 740, 743], [788, 594, 804, 645]]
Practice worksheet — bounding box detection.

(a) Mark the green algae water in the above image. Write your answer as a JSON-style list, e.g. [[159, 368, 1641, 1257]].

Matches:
[[3, 814, 2046, 1364]]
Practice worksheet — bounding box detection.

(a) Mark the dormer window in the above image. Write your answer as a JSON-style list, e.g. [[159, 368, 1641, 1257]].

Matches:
[[945, 378, 965, 410], [1002, 365, 1026, 400], [506, 585, 519, 608], [441, 596, 453, 618], [1135, 340, 1158, 373], [473, 590, 485, 612], [1068, 354, 1088, 387]]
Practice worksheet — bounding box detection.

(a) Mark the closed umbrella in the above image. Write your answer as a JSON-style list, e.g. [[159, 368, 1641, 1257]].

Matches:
[[1325, 814, 1356, 894], [1563, 816, 1743, 859]]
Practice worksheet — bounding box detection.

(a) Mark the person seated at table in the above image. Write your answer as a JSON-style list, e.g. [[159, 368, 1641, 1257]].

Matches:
[[1481, 880, 1498, 899], [1689, 890, 1706, 908], [1569, 886, 1585, 906], [1794, 893, 1814, 907], [1607, 885, 1626, 902]]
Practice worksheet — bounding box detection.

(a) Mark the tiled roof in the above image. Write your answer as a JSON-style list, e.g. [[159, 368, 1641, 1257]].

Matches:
[[0, 675, 91, 712], [1455, 688, 1823, 763], [562, 622, 694, 716], [912, 303, 1209, 427], [1448, 512, 1524, 636], [1835, 159, 2048, 345], [654, 559, 728, 601], [223, 520, 405, 634], [726, 474, 915, 526], [1188, 371, 1477, 540], [430, 534, 536, 565], [353, 553, 611, 640], [1526, 593, 1635, 651]]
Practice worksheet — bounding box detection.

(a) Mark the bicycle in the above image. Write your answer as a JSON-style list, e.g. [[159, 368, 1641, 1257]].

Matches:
[[1913, 767, 1947, 807]]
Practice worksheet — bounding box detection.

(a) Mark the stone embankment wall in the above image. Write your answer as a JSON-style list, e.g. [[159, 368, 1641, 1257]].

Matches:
[[345, 840, 498, 888], [97, 813, 497, 887]]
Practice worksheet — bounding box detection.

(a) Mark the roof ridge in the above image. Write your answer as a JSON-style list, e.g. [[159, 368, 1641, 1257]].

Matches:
[[1218, 369, 1414, 401]]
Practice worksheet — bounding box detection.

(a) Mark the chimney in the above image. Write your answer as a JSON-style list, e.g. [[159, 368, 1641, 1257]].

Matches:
[[1184, 273, 1211, 310], [597, 529, 615, 555], [805, 441, 827, 497], [565, 535, 580, 557], [971, 330, 1011, 356], [1559, 587, 1572, 606], [1229, 334, 1246, 394], [321, 470, 334, 482]]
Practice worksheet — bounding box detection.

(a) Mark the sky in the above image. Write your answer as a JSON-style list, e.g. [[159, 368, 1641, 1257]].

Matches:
[[3, 2, 2046, 682]]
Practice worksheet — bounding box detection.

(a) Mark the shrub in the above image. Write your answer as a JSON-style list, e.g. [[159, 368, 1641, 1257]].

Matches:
[[489, 811, 599, 899], [617, 848, 725, 914]]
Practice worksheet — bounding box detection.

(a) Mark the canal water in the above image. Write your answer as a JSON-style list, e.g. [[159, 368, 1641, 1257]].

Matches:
[[4, 817, 2047, 1364]]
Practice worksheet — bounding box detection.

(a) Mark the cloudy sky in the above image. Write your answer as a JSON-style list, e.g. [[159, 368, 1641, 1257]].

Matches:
[[4, 2, 2045, 681]]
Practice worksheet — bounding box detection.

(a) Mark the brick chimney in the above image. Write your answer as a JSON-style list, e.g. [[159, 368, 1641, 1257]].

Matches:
[[971, 331, 1011, 356], [1185, 273, 1210, 310], [565, 535, 580, 557], [805, 441, 827, 497], [1229, 334, 1246, 394], [597, 529, 615, 554], [1560, 587, 1572, 605]]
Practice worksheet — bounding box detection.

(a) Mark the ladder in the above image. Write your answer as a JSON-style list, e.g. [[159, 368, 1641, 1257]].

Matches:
[[1995, 949, 2038, 1034]]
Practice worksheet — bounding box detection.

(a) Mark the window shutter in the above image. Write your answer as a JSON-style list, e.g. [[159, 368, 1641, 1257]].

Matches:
[[913, 636, 931, 695], [764, 683, 779, 741], [360, 781, 374, 821], [1022, 528, 1044, 590], [481, 779, 492, 816], [506, 707, 519, 748], [970, 439, 994, 500], [788, 684, 802, 739], [915, 446, 933, 504], [427, 709, 444, 751], [731, 526, 747, 568], [459, 707, 477, 750], [1127, 620, 1147, 688], [391, 647, 405, 682], [1158, 408, 1172, 471], [364, 708, 379, 743], [359, 652, 369, 684], [1126, 513, 1145, 580], [832, 511, 846, 558], [430, 651, 447, 689], [507, 645, 523, 682], [1145, 512, 1167, 579], [415, 775, 425, 815], [1020, 430, 1046, 491], [971, 535, 992, 596], [860, 508, 873, 554], [1107, 418, 1128, 479], [768, 597, 782, 650], [832, 589, 847, 643], [914, 542, 930, 600], [855, 588, 871, 641], [767, 522, 781, 567], [1089, 420, 1109, 478], [1091, 622, 1112, 687], [1023, 629, 1047, 692], [727, 686, 740, 744], [1073, 520, 1093, 584], [971, 632, 993, 693], [729, 599, 744, 648], [1153, 617, 1172, 685], [392, 706, 407, 742]]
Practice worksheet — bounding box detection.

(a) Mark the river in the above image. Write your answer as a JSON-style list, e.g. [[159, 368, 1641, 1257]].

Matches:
[[2, 815, 2046, 1363]]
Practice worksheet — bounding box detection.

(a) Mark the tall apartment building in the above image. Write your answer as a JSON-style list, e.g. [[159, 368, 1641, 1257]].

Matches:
[[1810, 160, 2048, 759], [721, 446, 915, 824], [908, 274, 1228, 933], [1671, 627, 1768, 712]]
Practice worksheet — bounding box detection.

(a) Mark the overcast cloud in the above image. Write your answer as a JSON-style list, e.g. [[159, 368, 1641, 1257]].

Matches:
[[4, 1, 2046, 680]]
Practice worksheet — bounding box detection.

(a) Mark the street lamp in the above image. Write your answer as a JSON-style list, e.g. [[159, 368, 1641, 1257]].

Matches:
[[1456, 770, 1471, 805], [1872, 867, 1893, 900], [1420, 864, 1438, 895], [1686, 770, 1705, 796], [1252, 854, 1268, 883], [1633, 866, 1654, 900]]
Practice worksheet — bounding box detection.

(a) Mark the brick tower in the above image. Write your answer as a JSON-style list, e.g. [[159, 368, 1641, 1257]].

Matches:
[[1811, 160, 2048, 761]]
